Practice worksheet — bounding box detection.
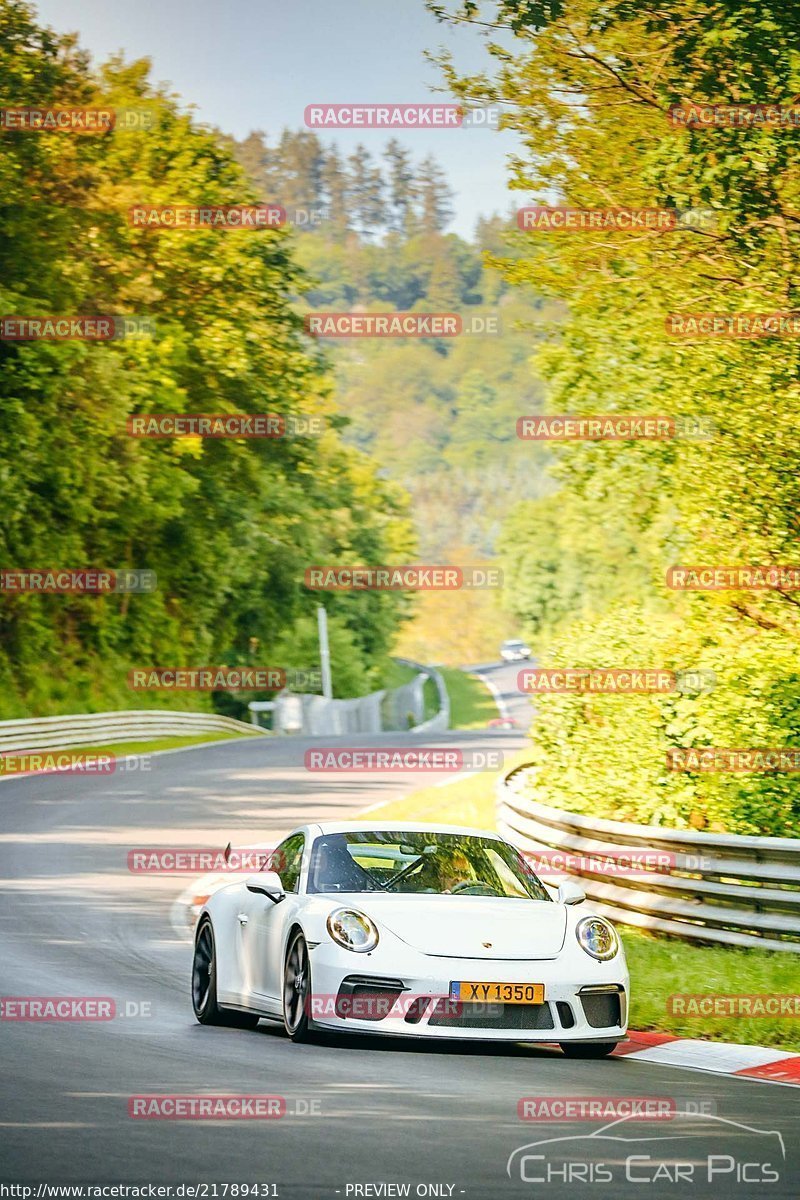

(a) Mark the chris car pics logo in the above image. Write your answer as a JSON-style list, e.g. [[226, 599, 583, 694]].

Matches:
[[507, 1113, 785, 1186]]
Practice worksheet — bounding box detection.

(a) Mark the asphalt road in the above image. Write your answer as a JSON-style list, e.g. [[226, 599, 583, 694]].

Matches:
[[1, 663, 797, 1198]]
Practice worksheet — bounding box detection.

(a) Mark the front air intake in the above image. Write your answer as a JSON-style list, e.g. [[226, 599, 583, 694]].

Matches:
[[579, 986, 623, 1029], [335, 976, 406, 1021]]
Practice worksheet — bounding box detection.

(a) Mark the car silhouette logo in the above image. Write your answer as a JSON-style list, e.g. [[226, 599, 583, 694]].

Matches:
[[507, 1112, 786, 1183]]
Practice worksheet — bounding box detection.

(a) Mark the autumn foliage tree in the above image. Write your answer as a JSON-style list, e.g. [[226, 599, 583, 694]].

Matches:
[[433, 0, 800, 833]]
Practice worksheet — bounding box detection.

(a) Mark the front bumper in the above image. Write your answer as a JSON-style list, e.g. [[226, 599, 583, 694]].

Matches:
[[307, 943, 628, 1042]]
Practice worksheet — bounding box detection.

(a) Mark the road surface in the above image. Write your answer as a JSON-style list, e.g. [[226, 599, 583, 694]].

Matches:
[[1, 664, 796, 1197]]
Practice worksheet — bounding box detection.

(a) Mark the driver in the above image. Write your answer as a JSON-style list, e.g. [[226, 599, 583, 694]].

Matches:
[[410, 847, 474, 894]]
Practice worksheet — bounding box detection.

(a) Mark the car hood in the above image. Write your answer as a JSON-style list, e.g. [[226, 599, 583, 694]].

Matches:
[[330, 894, 567, 960]]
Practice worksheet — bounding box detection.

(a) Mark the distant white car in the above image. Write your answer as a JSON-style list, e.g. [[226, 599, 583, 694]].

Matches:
[[192, 822, 628, 1055], [501, 639, 532, 662]]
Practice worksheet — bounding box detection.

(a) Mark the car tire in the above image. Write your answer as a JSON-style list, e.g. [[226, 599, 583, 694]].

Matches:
[[559, 1042, 617, 1058], [283, 929, 313, 1043], [192, 917, 260, 1029]]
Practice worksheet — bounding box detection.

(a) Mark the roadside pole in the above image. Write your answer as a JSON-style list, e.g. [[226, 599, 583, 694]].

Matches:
[[317, 605, 333, 699]]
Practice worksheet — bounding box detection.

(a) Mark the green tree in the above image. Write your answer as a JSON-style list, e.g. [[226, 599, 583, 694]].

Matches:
[[346, 144, 386, 237], [431, 0, 800, 833], [414, 154, 454, 234], [0, 0, 413, 716], [384, 139, 416, 233]]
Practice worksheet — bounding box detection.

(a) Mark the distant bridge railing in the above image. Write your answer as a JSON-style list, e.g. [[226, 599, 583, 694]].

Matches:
[[498, 763, 800, 953], [0, 710, 264, 755]]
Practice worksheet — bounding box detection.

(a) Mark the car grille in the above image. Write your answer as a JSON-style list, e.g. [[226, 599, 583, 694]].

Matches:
[[427, 999, 555, 1031]]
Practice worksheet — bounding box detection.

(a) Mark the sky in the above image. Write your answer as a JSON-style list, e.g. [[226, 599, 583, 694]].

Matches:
[[32, 0, 524, 238]]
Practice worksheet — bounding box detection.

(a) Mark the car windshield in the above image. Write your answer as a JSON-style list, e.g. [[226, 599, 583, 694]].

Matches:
[[307, 831, 551, 900]]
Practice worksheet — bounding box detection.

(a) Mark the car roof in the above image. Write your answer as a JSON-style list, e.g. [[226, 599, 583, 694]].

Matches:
[[303, 820, 502, 840]]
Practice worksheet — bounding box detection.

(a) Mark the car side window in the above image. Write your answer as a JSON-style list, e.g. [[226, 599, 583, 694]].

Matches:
[[271, 834, 305, 893]]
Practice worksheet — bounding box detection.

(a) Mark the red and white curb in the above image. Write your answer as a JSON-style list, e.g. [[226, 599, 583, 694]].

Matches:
[[615, 1029, 800, 1085]]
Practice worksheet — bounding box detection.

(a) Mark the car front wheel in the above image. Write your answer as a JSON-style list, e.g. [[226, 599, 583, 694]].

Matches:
[[559, 1041, 617, 1058]]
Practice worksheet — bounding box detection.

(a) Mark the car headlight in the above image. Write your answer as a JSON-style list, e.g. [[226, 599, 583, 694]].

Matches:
[[576, 916, 619, 961], [326, 908, 379, 953]]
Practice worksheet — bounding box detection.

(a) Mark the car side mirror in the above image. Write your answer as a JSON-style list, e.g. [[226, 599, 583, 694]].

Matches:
[[557, 881, 585, 906], [245, 870, 286, 904]]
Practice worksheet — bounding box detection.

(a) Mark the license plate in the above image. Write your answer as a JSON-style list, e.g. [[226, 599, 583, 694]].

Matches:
[[450, 982, 545, 1004]]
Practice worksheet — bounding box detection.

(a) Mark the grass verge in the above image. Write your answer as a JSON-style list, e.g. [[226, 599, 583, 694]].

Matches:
[[15, 730, 263, 762], [382, 661, 419, 690], [624, 927, 800, 1051], [440, 667, 498, 729], [363, 765, 799, 1051], [361, 751, 529, 830], [382, 662, 496, 728]]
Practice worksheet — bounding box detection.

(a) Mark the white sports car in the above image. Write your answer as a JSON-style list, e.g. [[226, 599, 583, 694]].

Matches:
[[500, 639, 532, 662], [191, 822, 629, 1055]]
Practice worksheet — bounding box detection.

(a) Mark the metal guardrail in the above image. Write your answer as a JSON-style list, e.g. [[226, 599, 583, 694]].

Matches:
[[392, 658, 450, 733], [498, 763, 800, 953], [267, 659, 449, 736], [0, 710, 264, 754]]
